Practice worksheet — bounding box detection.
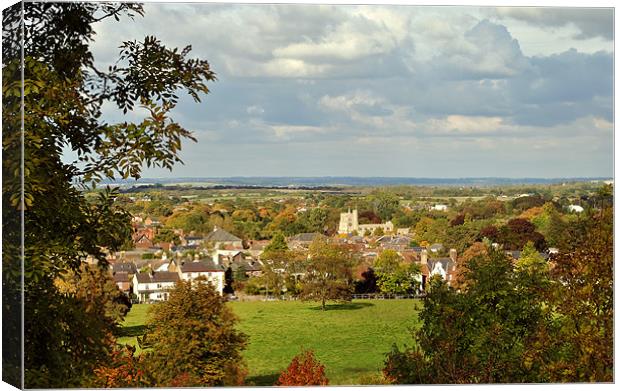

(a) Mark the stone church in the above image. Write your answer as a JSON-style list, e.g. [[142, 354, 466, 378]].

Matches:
[[338, 209, 394, 235]]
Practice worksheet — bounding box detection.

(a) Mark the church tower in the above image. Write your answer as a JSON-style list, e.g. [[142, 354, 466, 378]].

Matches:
[[338, 208, 359, 234]]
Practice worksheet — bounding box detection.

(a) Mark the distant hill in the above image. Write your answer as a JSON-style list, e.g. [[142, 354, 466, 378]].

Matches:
[[101, 176, 612, 188]]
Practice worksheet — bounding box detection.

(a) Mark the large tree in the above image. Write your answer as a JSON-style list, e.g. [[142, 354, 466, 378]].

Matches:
[[299, 237, 357, 310], [384, 246, 555, 384], [2, 3, 214, 387], [369, 191, 400, 222], [374, 249, 421, 295], [144, 280, 248, 386], [384, 198, 613, 384]]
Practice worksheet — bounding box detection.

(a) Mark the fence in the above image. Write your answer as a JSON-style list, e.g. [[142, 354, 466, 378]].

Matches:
[[351, 293, 426, 300], [235, 293, 426, 302]]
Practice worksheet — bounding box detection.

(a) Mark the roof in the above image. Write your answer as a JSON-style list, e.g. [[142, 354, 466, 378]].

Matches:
[[249, 240, 270, 250], [148, 259, 168, 270], [377, 235, 410, 245], [180, 260, 224, 273], [172, 244, 198, 251], [135, 271, 179, 284], [430, 243, 444, 250], [204, 228, 242, 243], [288, 232, 324, 242], [427, 257, 455, 275], [113, 272, 130, 283], [112, 262, 137, 274], [231, 259, 263, 272]]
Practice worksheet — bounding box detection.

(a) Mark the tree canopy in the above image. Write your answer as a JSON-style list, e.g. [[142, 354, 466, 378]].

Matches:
[[144, 280, 248, 386], [384, 203, 613, 383], [2, 2, 215, 387], [299, 237, 357, 310]]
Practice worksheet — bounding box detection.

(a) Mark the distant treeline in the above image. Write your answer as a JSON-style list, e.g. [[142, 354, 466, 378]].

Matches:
[[104, 176, 610, 188], [119, 184, 348, 193]]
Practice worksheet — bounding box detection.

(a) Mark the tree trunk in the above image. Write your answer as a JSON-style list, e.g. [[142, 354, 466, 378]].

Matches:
[[322, 297, 326, 311]]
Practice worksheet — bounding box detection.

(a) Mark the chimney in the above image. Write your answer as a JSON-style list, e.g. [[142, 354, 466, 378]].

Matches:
[[449, 248, 457, 263], [420, 248, 428, 265]]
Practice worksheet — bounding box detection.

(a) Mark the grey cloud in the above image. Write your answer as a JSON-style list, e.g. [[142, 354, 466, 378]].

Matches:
[[84, 4, 612, 177], [423, 20, 530, 81], [493, 7, 613, 40]]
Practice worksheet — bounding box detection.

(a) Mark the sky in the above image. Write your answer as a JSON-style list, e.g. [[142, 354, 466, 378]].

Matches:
[[87, 1, 614, 178]]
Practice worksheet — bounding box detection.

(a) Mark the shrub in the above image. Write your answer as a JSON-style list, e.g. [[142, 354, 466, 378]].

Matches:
[[358, 372, 391, 385], [276, 349, 329, 386], [244, 277, 262, 295], [92, 345, 147, 388]]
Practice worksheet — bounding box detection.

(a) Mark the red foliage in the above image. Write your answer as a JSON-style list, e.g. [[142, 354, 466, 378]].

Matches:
[[276, 349, 329, 386], [450, 213, 465, 226], [358, 210, 382, 224], [169, 372, 201, 387], [479, 225, 498, 240], [92, 345, 147, 388], [506, 218, 536, 234]]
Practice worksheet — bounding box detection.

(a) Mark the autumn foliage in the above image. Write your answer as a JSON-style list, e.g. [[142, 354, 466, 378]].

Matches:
[[277, 350, 329, 386], [144, 279, 248, 386], [92, 345, 147, 388], [384, 201, 613, 384]]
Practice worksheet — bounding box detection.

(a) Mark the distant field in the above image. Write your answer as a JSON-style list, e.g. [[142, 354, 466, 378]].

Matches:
[[117, 299, 421, 385]]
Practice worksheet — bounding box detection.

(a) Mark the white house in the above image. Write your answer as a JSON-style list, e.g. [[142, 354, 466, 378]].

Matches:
[[169, 258, 226, 295], [132, 271, 179, 303], [567, 204, 584, 213], [430, 204, 448, 211], [419, 248, 458, 289]]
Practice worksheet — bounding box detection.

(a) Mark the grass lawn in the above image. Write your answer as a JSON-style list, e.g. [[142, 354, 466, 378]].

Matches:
[[116, 303, 151, 351], [117, 299, 421, 385]]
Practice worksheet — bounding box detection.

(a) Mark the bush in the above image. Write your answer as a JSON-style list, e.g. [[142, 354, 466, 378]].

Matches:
[[276, 349, 329, 386], [358, 372, 390, 385], [244, 277, 262, 295], [92, 345, 147, 388]]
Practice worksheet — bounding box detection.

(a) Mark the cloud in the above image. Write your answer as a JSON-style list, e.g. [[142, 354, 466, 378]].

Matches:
[[493, 7, 613, 40], [271, 124, 330, 140], [84, 4, 612, 178], [246, 105, 265, 116], [426, 115, 505, 135]]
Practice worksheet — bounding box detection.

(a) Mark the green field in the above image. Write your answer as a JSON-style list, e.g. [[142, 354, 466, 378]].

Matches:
[[117, 299, 421, 385]]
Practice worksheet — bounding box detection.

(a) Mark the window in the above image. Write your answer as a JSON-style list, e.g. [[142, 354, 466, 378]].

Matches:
[[157, 283, 162, 288], [208, 272, 212, 277]]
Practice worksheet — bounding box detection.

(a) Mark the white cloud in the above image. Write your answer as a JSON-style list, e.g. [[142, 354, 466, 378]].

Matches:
[[84, 3, 612, 177], [271, 124, 330, 140], [426, 115, 505, 135], [246, 105, 265, 116]]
